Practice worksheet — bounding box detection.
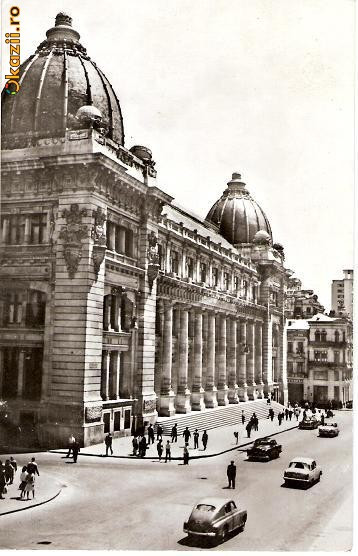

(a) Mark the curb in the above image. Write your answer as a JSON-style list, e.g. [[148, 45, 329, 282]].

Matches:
[[0, 489, 61, 517], [48, 423, 299, 461]]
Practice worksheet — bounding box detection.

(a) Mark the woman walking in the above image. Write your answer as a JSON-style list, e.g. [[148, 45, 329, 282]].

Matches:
[[183, 443, 189, 465], [19, 465, 28, 498], [25, 472, 35, 500]]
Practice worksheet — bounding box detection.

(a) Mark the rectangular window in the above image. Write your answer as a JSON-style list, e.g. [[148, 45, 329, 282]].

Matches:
[[186, 257, 194, 279], [252, 285, 257, 302], [297, 361, 303, 373], [314, 351, 327, 362], [113, 411, 121, 431], [8, 215, 26, 244], [200, 262, 207, 283], [314, 370, 328, 380], [30, 214, 47, 244], [124, 409, 131, 429], [212, 267, 219, 286], [224, 272, 230, 290], [334, 351, 340, 364], [287, 361, 293, 373], [297, 342, 304, 354], [234, 275, 239, 292], [171, 251, 179, 274], [288, 342, 293, 354], [242, 280, 248, 298], [334, 370, 340, 381], [125, 229, 133, 257]]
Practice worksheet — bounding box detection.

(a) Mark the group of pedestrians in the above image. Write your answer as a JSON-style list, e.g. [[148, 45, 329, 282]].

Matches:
[[0, 456, 39, 501], [245, 413, 259, 438]]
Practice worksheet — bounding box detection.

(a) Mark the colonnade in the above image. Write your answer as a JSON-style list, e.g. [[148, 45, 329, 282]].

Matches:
[[101, 350, 122, 401], [156, 300, 268, 417]]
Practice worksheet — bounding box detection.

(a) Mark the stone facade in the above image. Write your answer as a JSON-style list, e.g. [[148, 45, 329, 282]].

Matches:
[[0, 13, 289, 449]]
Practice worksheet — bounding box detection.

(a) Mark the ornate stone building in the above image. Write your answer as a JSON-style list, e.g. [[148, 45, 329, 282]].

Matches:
[[0, 14, 288, 448]]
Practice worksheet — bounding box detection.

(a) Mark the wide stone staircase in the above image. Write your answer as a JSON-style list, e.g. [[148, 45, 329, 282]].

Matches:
[[154, 399, 286, 436]]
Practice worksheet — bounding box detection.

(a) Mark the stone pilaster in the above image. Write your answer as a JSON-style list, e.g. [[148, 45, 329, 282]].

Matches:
[[238, 319, 248, 401], [0, 348, 4, 397], [205, 312, 218, 408], [255, 320, 264, 398], [176, 306, 191, 413], [217, 314, 229, 405], [191, 309, 205, 410], [101, 350, 110, 400], [246, 320, 257, 399], [228, 318, 239, 403], [17, 350, 25, 398], [159, 300, 175, 416]]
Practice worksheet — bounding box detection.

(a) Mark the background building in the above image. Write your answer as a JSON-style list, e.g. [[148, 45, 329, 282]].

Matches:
[[0, 14, 289, 449], [331, 269, 354, 318], [285, 276, 325, 319], [287, 313, 353, 406]]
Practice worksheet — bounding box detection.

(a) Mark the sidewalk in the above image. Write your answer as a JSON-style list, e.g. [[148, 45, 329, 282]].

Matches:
[[50, 415, 301, 461], [0, 469, 62, 517]]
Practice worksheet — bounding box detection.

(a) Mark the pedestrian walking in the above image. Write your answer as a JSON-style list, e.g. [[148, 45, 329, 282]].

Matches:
[[266, 397, 271, 404], [183, 443, 189, 465], [193, 429, 199, 449], [320, 413, 325, 426], [183, 427, 191, 444], [27, 457, 40, 476], [202, 430, 208, 450], [156, 424, 163, 441], [18, 465, 27, 498], [252, 413, 259, 431], [234, 431, 239, 444], [171, 423, 178, 443], [288, 409, 293, 421], [278, 412, 282, 426], [246, 420, 252, 438], [25, 472, 35, 500], [165, 440, 171, 462], [132, 435, 139, 456], [269, 408, 274, 421], [4, 460, 14, 485], [157, 440, 163, 461], [10, 456, 17, 474], [72, 440, 80, 463], [241, 410, 245, 425], [295, 407, 300, 421], [105, 432, 113, 456], [66, 434, 76, 458], [147, 424, 155, 444], [285, 408, 289, 421], [227, 460, 236, 489], [139, 436, 147, 458], [0, 463, 6, 500]]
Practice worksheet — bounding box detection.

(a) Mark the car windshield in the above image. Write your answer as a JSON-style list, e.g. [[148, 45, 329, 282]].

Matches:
[[289, 461, 309, 469], [196, 504, 216, 512]]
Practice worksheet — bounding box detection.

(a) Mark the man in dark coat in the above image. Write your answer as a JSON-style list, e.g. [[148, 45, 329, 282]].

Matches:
[[202, 430, 208, 450], [288, 409, 293, 421], [246, 420, 252, 438], [72, 441, 80, 463], [241, 410, 245, 425], [147, 424, 155, 444], [139, 436, 147, 458], [157, 424, 163, 441], [27, 457, 40, 476], [285, 408, 289, 420], [183, 427, 191, 444], [171, 424, 178, 443], [269, 408, 274, 421], [227, 460, 237, 489], [183, 443, 189, 465], [105, 432, 113, 456], [0, 463, 6, 499], [193, 429, 199, 449]]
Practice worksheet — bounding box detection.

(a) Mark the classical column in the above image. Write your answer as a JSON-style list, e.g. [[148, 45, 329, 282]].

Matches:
[[205, 312, 218, 407], [24, 217, 31, 244], [17, 349, 25, 399], [238, 320, 249, 401], [119, 228, 126, 254], [1, 217, 9, 244], [176, 306, 191, 413], [101, 350, 110, 400], [255, 321, 264, 398], [217, 314, 229, 405], [103, 295, 111, 331], [159, 300, 175, 416], [191, 309, 205, 410], [228, 318, 239, 403], [246, 320, 257, 399], [109, 222, 116, 251], [110, 351, 121, 399], [0, 348, 4, 397], [111, 292, 122, 332]]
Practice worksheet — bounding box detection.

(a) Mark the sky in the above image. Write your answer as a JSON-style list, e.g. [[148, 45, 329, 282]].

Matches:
[[1, 0, 354, 310]]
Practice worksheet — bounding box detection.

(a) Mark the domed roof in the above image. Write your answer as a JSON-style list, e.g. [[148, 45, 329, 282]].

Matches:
[[205, 173, 272, 245], [1, 13, 124, 146]]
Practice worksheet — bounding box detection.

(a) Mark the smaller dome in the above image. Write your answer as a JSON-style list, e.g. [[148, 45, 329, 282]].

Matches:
[[130, 145, 152, 161], [76, 105, 103, 124], [253, 230, 271, 245]]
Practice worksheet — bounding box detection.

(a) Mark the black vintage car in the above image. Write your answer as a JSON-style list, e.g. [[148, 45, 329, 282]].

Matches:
[[246, 437, 282, 461]]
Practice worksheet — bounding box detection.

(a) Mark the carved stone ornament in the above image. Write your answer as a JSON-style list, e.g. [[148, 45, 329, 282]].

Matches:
[[143, 398, 157, 413], [91, 207, 107, 278], [85, 405, 102, 423], [147, 231, 160, 292], [59, 204, 88, 278]]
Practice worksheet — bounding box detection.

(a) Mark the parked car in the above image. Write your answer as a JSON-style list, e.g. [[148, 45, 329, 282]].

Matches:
[[183, 498, 247, 544], [246, 437, 282, 461], [283, 457, 322, 488], [298, 416, 320, 429], [318, 422, 339, 437], [346, 401, 353, 409]]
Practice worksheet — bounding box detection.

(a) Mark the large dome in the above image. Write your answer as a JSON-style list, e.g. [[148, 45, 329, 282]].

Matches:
[[206, 173, 272, 245], [1, 13, 124, 146]]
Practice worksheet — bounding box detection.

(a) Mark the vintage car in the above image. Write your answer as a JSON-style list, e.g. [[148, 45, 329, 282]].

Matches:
[[318, 422, 339, 437], [283, 457, 322, 488], [298, 416, 320, 429], [246, 437, 282, 461], [183, 498, 247, 544]]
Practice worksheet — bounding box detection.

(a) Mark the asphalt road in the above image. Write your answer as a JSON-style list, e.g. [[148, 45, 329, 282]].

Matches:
[[0, 411, 352, 551]]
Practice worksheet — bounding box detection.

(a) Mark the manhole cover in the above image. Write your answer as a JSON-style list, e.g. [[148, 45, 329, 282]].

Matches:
[[37, 541, 52, 545]]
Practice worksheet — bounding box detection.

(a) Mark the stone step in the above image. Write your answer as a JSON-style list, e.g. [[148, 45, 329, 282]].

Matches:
[[154, 400, 286, 435]]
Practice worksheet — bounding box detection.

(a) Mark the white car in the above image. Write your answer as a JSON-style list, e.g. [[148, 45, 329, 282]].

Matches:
[[318, 423, 339, 437], [283, 457, 322, 488]]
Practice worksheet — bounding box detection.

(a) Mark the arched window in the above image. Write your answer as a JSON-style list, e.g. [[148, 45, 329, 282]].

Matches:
[[321, 329, 327, 341], [334, 330, 340, 343], [315, 330, 320, 342]]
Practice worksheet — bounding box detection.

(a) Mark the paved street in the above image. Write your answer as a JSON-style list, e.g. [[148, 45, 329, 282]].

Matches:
[[0, 411, 352, 550]]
